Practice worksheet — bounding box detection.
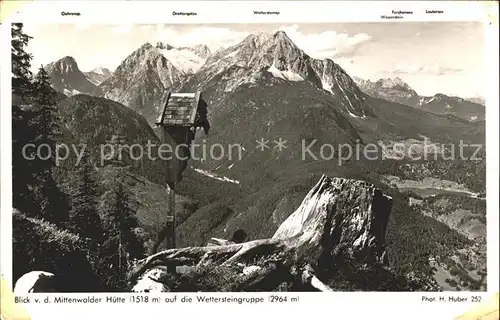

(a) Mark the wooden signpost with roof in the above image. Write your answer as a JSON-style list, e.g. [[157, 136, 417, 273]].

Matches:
[[152, 90, 210, 268]]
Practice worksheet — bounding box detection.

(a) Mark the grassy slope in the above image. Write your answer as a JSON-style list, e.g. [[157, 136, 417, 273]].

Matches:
[[12, 210, 106, 291]]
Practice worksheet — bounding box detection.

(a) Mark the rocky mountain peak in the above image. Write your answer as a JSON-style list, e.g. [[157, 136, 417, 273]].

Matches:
[[353, 76, 420, 107], [45, 56, 102, 97], [98, 42, 185, 125], [274, 29, 289, 38], [47, 56, 80, 75], [185, 30, 370, 118], [234, 30, 301, 60], [60, 56, 77, 64], [156, 42, 174, 50], [110, 43, 186, 81], [137, 42, 154, 53], [259, 30, 299, 52], [118, 42, 165, 68], [433, 93, 448, 100], [377, 77, 412, 90]]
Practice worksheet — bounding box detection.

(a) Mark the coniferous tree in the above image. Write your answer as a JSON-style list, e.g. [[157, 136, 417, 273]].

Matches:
[[102, 180, 145, 290], [12, 105, 41, 215], [31, 66, 62, 158], [11, 24, 104, 291], [12, 23, 33, 98], [29, 66, 70, 225], [32, 66, 56, 101], [103, 134, 130, 167], [11, 26, 70, 224], [12, 23, 37, 214], [68, 151, 104, 243]]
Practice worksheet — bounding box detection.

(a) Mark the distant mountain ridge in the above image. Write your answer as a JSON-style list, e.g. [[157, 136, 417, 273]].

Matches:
[[84, 67, 112, 86], [44, 42, 210, 124], [73, 31, 376, 125], [465, 96, 485, 105], [353, 76, 419, 105], [416, 93, 485, 121], [353, 76, 485, 121]]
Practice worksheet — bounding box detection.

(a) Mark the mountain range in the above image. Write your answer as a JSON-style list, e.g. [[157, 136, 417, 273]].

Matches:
[[353, 77, 485, 121], [44, 32, 484, 124], [37, 30, 487, 291]]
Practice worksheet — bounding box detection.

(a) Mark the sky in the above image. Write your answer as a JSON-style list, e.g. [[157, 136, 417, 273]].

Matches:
[[23, 22, 484, 97]]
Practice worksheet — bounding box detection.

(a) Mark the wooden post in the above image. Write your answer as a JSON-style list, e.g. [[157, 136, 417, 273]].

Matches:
[[166, 177, 176, 274], [170, 181, 176, 249]]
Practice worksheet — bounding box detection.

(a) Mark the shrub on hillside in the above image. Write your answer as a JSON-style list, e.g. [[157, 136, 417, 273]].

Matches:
[[12, 210, 105, 292]]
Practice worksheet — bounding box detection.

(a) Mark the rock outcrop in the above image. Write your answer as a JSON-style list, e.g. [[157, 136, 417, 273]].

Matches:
[[132, 268, 171, 292], [14, 271, 58, 294], [129, 175, 394, 292], [272, 175, 391, 266]]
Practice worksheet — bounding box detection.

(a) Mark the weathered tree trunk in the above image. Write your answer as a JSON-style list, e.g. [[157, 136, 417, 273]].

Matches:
[[129, 175, 393, 292]]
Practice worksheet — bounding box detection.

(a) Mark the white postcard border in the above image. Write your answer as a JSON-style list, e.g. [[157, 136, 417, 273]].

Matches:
[[0, 2, 498, 320]]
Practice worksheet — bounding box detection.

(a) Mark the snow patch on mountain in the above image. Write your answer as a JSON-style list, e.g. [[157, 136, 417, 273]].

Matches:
[[321, 79, 334, 94], [226, 49, 239, 58], [92, 67, 111, 76], [63, 88, 82, 96], [194, 168, 240, 185], [337, 84, 365, 119], [84, 67, 112, 86], [159, 48, 206, 74], [267, 64, 304, 82], [154, 42, 211, 74]]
